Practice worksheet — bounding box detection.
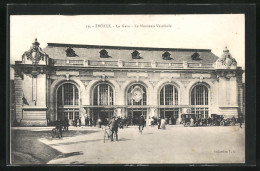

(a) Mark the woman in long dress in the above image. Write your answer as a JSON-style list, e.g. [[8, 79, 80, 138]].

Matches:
[[161, 118, 166, 129]]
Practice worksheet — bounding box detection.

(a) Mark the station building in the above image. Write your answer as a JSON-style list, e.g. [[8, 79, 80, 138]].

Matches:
[[11, 39, 244, 126]]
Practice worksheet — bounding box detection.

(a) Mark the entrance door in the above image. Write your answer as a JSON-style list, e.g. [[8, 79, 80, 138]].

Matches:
[[127, 108, 147, 125], [133, 111, 142, 125], [100, 111, 111, 125], [91, 108, 114, 126], [160, 108, 179, 125]]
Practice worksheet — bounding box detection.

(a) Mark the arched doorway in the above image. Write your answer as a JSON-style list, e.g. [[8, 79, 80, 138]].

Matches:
[[159, 84, 179, 125], [126, 84, 147, 125], [56, 83, 80, 125], [190, 84, 209, 118], [91, 83, 114, 126]]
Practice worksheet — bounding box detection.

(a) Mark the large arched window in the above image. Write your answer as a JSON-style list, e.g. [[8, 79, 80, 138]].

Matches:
[[127, 84, 147, 105], [57, 83, 79, 122], [93, 83, 114, 105], [160, 84, 178, 105], [190, 84, 209, 118]]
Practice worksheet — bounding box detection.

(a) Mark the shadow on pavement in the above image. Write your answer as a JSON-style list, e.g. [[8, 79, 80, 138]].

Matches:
[[46, 130, 99, 140], [56, 151, 83, 158], [11, 130, 62, 164], [118, 138, 133, 142], [11, 129, 99, 164]]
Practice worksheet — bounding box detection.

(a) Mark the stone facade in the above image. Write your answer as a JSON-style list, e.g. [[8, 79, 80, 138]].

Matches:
[[11, 40, 244, 126]]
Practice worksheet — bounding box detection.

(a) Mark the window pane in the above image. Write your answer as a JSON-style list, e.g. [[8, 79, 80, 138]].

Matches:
[[94, 84, 114, 106], [160, 85, 178, 105], [57, 86, 62, 106], [75, 87, 79, 105], [64, 84, 73, 105], [191, 85, 208, 106]]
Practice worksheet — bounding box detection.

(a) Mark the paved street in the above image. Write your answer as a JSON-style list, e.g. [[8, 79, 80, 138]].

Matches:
[[11, 125, 245, 164]]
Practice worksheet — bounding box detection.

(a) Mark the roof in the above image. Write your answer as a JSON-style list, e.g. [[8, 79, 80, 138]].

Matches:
[[43, 43, 219, 63]]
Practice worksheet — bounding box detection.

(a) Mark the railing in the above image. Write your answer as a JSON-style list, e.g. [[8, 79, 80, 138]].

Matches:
[[51, 59, 215, 69]]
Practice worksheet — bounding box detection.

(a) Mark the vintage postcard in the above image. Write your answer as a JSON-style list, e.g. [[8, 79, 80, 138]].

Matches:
[[10, 14, 245, 164]]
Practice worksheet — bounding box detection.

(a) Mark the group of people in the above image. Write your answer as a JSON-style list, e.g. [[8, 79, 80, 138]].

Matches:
[[182, 115, 243, 127]]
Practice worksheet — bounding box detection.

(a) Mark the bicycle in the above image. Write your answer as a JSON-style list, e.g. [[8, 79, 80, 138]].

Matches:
[[103, 125, 118, 143], [103, 125, 112, 143]]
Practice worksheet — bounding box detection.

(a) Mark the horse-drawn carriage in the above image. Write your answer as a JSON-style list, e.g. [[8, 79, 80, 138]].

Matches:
[[181, 114, 201, 127]]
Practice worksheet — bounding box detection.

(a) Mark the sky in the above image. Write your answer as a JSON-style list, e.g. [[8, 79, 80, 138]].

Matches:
[[10, 14, 245, 78]]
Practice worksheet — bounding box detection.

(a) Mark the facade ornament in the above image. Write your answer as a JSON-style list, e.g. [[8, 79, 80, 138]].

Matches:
[[168, 76, 173, 83], [84, 81, 90, 87], [217, 71, 236, 80], [116, 80, 125, 88], [181, 81, 190, 88], [22, 38, 49, 65], [66, 73, 70, 80], [199, 76, 204, 82], [149, 81, 158, 88], [151, 60, 157, 67], [131, 86, 144, 102], [136, 75, 140, 82], [216, 46, 237, 68], [101, 74, 106, 82]]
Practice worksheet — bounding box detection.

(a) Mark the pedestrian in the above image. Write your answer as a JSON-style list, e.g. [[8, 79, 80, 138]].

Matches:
[[238, 116, 243, 128], [98, 118, 102, 128], [161, 117, 166, 129], [190, 117, 194, 127], [79, 117, 82, 127], [74, 118, 78, 127], [93, 117, 97, 127], [56, 119, 63, 137], [107, 116, 119, 141], [158, 117, 161, 129], [90, 118, 93, 127], [85, 117, 89, 126], [64, 117, 69, 131], [169, 117, 172, 125], [138, 115, 146, 133], [231, 116, 236, 126]]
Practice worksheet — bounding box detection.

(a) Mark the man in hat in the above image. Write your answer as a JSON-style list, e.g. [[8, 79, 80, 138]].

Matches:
[[158, 117, 161, 129], [107, 116, 119, 141], [139, 115, 146, 133]]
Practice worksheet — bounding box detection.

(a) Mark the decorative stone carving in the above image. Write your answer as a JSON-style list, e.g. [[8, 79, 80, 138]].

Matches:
[[136, 76, 140, 82], [101, 74, 106, 81], [131, 86, 144, 102], [217, 71, 236, 80], [22, 38, 49, 65], [116, 80, 125, 88], [181, 81, 190, 88], [199, 76, 204, 82], [216, 46, 237, 68], [84, 81, 90, 86], [66, 73, 70, 80], [149, 81, 158, 88]]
